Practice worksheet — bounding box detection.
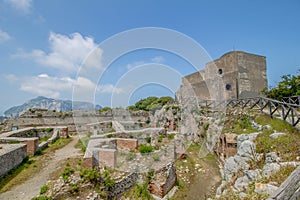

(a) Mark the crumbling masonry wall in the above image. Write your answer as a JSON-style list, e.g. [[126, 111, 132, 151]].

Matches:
[[176, 51, 267, 102], [0, 144, 27, 178]]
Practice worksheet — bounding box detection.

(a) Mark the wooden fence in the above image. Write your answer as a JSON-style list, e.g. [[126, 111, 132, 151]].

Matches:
[[198, 97, 300, 129]]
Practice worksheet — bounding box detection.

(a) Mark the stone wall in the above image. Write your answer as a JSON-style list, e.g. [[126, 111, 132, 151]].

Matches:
[[148, 162, 177, 198], [0, 143, 27, 178], [107, 172, 138, 199], [176, 51, 267, 102], [0, 127, 68, 156]]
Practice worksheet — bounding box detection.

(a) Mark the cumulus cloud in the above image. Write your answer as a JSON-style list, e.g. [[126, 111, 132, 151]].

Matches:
[[5, 73, 123, 99], [0, 30, 11, 43], [20, 74, 75, 98], [151, 56, 164, 63], [16, 32, 103, 73], [5, 0, 32, 13]]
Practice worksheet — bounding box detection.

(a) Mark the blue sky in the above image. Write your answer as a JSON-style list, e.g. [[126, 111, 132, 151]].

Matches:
[[0, 0, 299, 114]]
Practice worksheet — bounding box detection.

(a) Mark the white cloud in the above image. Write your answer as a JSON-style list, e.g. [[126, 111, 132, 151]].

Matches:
[[16, 32, 102, 73], [5, 0, 32, 13], [151, 56, 164, 63], [5, 73, 123, 99], [20, 74, 74, 98], [126, 61, 145, 70], [97, 84, 124, 94], [0, 30, 11, 43]]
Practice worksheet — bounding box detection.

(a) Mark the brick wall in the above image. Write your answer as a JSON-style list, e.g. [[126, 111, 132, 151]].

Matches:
[[116, 138, 138, 150], [99, 148, 117, 168]]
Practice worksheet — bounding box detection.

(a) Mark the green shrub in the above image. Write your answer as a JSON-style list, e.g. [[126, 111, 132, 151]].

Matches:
[[203, 123, 210, 131], [132, 183, 152, 199], [167, 133, 175, 140], [61, 167, 75, 182], [80, 168, 100, 183], [138, 145, 153, 154], [70, 183, 79, 193], [157, 135, 163, 143], [145, 136, 151, 143], [103, 169, 115, 188], [40, 185, 48, 195]]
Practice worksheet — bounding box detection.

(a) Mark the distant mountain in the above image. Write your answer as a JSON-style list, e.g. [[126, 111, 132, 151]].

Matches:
[[4, 96, 102, 118]]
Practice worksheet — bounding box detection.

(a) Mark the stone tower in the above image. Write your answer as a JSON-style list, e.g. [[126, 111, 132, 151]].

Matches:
[[176, 51, 267, 103]]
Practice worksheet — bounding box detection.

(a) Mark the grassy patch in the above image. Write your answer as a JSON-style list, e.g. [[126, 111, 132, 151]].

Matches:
[[255, 127, 300, 161], [126, 182, 153, 200], [38, 136, 51, 144], [255, 114, 296, 133], [222, 111, 258, 134]]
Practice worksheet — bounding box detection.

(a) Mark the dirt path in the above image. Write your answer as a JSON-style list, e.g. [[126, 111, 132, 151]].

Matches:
[[173, 146, 221, 200], [0, 136, 83, 200]]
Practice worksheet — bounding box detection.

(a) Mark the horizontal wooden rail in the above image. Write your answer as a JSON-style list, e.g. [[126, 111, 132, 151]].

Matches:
[[198, 97, 300, 129]]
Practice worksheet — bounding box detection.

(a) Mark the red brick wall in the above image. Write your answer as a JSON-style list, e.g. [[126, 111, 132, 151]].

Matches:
[[99, 148, 117, 168], [116, 138, 138, 150], [22, 138, 38, 156]]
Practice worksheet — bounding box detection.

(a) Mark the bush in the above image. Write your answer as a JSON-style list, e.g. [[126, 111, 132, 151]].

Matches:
[[40, 185, 48, 195], [61, 167, 75, 182], [103, 169, 115, 188], [138, 144, 153, 154], [132, 183, 152, 199], [145, 136, 151, 143], [167, 133, 175, 140], [80, 168, 100, 183]]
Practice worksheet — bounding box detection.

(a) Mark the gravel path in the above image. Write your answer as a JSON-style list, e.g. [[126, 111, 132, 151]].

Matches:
[[0, 136, 82, 200]]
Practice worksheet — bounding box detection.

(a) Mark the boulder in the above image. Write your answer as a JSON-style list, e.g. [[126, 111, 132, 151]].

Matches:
[[262, 163, 280, 178], [237, 140, 256, 159], [234, 169, 261, 191], [237, 132, 260, 148], [255, 183, 278, 195], [265, 152, 280, 164], [234, 175, 251, 191], [246, 169, 262, 181], [223, 155, 250, 181]]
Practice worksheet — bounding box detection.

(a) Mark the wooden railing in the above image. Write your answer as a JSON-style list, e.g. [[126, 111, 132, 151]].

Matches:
[[281, 95, 300, 107], [198, 97, 300, 128]]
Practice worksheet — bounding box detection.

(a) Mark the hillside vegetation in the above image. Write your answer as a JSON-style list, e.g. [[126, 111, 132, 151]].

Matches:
[[262, 70, 300, 100]]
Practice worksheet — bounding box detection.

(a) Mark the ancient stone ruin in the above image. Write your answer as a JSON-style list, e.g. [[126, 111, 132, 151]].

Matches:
[[176, 51, 267, 103]]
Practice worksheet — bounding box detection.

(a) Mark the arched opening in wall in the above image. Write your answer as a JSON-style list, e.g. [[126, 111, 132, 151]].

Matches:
[[225, 84, 232, 90], [218, 69, 223, 75]]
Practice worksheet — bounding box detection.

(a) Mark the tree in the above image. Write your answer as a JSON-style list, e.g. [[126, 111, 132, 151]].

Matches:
[[133, 96, 174, 111], [262, 71, 300, 100]]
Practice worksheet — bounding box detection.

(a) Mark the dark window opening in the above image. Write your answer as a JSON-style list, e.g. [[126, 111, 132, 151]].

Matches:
[[218, 69, 223, 74], [226, 84, 232, 90]]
